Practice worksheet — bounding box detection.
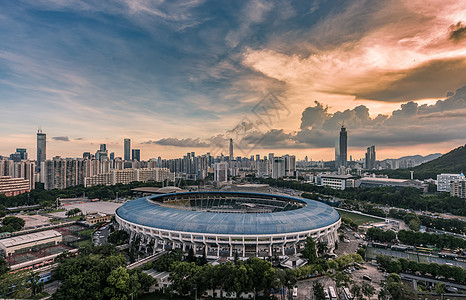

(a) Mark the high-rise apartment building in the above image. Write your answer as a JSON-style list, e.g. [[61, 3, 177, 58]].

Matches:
[[335, 126, 347, 168], [16, 148, 28, 160], [124, 139, 131, 161], [272, 157, 285, 179], [214, 162, 228, 183], [36, 129, 46, 173]]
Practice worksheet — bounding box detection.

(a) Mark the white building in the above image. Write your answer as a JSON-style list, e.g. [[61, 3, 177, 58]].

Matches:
[[214, 162, 228, 183], [320, 174, 354, 190], [437, 173, 465, 192], [272, 157, 285, 179], [0, 230, 62, 257]]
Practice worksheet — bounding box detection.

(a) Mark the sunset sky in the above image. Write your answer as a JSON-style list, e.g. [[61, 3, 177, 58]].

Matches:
[[1, 0, 466, 160]]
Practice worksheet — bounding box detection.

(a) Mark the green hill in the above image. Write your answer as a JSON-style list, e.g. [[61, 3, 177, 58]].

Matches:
[[380, 144, 466, 180]]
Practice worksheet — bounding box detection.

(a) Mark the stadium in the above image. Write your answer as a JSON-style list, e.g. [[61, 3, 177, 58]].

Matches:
[[115, 191, 341, 257]]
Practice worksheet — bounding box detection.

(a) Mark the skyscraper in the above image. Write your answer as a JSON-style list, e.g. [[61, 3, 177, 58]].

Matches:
[[36, 129, 46, 173], [132, 149, 140, 162], [229, 138, 233, 159], [365, 145, 376, 169], [16, 148, 28, 160], [124, 139, 131, 161], [335, 125, 347, 168]]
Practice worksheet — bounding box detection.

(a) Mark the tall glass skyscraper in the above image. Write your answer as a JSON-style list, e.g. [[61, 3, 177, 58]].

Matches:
[[335, 126, 347, 168], [37, 129, 46, 173], [124, 138, 131, 161]]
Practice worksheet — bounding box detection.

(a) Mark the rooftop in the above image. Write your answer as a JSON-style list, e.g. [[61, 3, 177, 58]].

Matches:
[[0, 230, 62, 248]]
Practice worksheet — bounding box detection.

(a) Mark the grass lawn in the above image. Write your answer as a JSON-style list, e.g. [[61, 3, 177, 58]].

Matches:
[[67, 215, 84, 221], [336, 209, 384, 225], [79, 228, 94, 239], [74, 239, 92, 248]]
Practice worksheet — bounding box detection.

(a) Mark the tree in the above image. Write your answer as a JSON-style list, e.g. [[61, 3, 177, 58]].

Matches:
[[434, 282, 446, 297], [408, 219, 421, 231], [0, 257, 8, 275], [29, 271, 44, 296], [361, 281, 375, 299], [350, 283, 363, 300], [107, 230, 129, 245], [313, 281, 326, 300], [186, 248, 196, 263], [302, 237, 317, 263], [104, 267, 130, 300], [331, 271, 352, 288], [1, 216, 25, 231], [317, 241, 328, 256]]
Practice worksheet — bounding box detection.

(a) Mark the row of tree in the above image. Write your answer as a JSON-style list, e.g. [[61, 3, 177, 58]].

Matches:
[[397, 229, 466, 250], [376, 255, 466, 283], [168, 258, 278, 298], [365, 228, 397, 243], [389, 209, 466, 234]]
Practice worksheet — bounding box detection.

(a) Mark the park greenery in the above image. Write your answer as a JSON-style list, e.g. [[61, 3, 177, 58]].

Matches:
[[152, 247, 364, 298], [0, 216, 25, 233], [51, 244, 155, 300], [376, 254, 466, 283]]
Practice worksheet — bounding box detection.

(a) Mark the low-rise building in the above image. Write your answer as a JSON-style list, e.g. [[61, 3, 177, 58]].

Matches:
[[356, 177, 426, 191], [437, 173, 465, 192], [85, 212, 112, 225], [320, 174, 354, 190], [0, 230, 62, 257], [0, 176, 31, 196], [450, 180, 466, 198]]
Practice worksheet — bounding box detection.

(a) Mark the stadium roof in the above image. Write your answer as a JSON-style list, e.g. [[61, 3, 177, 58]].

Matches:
[[116, 192, 340, 235]]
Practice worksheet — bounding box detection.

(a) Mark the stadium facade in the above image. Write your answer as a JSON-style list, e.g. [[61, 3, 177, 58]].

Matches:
[[115, 192, 340, 257]]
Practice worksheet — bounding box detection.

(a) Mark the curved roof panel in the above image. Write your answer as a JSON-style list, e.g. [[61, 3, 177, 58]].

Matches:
[[116, 192, 340, 235]]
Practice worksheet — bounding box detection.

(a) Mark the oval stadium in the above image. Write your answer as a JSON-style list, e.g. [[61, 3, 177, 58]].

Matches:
[[115, 191, 341, 257]]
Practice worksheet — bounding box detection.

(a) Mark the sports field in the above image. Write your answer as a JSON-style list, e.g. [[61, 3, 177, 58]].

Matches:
[[336, 209, 384, 225]]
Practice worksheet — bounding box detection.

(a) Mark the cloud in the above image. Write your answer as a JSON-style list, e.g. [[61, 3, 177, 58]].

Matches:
[[248, 85, 466, 149], [52, 136, 70, 141], [143, 138, 210, 147], [449, 22, 466, 42]]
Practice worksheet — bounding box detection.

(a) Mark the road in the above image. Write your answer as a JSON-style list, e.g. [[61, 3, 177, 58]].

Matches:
[[93, 224, 110, 246]]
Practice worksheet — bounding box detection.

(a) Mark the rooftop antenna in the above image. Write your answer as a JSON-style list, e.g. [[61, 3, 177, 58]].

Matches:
[[38, 126, 42, 133]]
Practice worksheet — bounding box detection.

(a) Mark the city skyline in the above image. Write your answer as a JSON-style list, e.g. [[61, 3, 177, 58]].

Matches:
[[1, 1, 466, 160]]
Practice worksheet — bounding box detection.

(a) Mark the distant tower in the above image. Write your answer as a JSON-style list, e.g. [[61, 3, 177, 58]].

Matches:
[[365, 145, 376, 169], [36, 129, 46, 173], [229, 138, 234, 160], [335, 125, 347, 168], [132, 149, 140, 162], [124, 138, 131, 161]]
